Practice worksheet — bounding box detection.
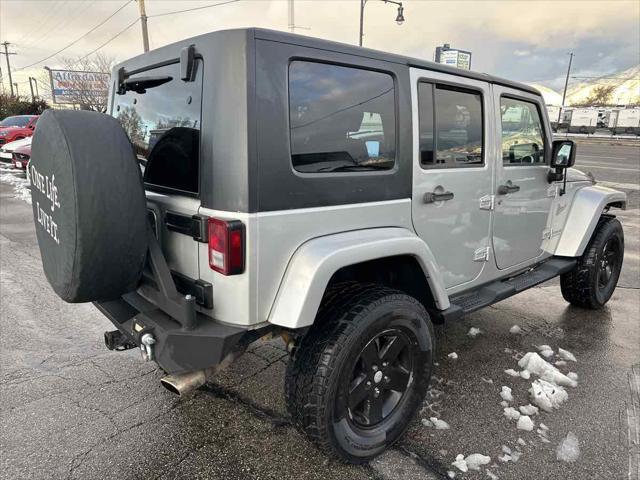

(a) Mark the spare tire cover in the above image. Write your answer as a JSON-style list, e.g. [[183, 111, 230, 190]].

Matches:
[[29, 109, 148, 303]]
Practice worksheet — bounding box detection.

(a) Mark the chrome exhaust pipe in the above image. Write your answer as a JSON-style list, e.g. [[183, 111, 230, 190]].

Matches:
[[160, 351, 241, 396]]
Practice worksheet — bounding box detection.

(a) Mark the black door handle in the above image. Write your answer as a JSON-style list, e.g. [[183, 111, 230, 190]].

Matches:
[[424, 191, 454, 203], [497, 184, 520, 195]]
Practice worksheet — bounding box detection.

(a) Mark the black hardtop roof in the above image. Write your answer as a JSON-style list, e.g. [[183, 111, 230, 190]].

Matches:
[[254, 28, 539, 95], [118, 27, 540, 96]]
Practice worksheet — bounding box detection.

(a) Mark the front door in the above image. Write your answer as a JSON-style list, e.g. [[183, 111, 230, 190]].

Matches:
[[411, 69, 494, 290], [492, 87, 553, 270]]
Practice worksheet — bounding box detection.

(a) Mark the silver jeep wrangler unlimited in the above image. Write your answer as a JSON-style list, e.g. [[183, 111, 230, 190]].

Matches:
[[29, 29, 626, 463]]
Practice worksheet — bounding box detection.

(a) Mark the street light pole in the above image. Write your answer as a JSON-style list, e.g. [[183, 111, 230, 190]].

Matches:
[[359, 0, 404, 47], [558, 52, 574, 128], [137, 0, 150, 53]]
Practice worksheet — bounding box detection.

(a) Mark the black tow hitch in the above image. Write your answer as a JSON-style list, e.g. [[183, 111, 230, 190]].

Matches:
[[104, 330, 136, 351]]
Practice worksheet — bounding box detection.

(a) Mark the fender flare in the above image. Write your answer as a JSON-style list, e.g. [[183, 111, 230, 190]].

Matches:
[[267, 228, 449, 329], [555, 185, 626, 257]]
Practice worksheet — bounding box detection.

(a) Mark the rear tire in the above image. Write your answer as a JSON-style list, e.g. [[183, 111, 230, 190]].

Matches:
[[560, 216, 624, 309], [285, 283, 434, 463]]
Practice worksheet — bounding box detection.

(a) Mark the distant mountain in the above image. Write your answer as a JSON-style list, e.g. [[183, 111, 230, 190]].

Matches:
[[566, 65, 640, 106]]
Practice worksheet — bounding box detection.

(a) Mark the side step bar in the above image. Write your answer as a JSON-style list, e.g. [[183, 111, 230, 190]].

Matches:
[[436, 257, 577, 322]]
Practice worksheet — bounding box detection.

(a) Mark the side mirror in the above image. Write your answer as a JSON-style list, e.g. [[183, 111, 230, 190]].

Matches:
[[551, 140, 576, 169]]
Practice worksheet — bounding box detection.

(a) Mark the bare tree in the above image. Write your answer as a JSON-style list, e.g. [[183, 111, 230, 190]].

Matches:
[[578, 85, 616, 107], [51, 52, 115, 112]]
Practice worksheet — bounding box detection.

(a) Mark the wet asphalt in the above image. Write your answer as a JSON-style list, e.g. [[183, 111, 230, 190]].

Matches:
[[0, 140, 638, 480]]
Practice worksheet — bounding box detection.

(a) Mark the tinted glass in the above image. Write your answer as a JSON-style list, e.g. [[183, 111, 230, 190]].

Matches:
[[0, 116, 32, 127], [500, 97, 546, 165], [113, 60, 202, 193], [289, 61, 396, 173], [434, 86, 483, 167], [417, 82, 435, 167]]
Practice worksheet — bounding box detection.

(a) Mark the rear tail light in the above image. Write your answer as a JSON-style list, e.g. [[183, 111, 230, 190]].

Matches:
[[208, 218, 245, 275]]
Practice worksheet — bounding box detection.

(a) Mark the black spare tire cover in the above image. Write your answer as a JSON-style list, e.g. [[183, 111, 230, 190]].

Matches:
[[29, 109, 148, 303]]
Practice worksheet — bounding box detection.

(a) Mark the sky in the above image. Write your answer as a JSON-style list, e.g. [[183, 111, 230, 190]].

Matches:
[[1, 0, 639, 99]]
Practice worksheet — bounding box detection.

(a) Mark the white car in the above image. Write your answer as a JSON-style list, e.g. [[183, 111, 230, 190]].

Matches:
[[0, 136, 32, 161]]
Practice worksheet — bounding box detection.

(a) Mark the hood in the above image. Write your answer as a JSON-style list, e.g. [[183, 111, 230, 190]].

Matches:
[[0, 136, 32, 152], [14, 144, 31, 155], [566, 167, 596, 183]]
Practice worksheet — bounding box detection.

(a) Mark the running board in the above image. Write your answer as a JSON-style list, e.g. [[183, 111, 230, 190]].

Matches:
[[436, 257, 577, 322]]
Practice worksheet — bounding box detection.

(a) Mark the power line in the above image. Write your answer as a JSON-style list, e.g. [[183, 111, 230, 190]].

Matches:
[[14, 0, 134, 71], [148, 0, 241, 18], [74, 18, 140, 65]]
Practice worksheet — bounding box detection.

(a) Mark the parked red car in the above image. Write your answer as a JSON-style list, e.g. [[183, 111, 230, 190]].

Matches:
[[12, 143, 31, 170], [0, 115, 38, 146]]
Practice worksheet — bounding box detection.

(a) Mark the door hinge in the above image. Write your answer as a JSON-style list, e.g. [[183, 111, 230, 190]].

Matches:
[[479, 194, 495, 211], [473, 246, 490, 262]]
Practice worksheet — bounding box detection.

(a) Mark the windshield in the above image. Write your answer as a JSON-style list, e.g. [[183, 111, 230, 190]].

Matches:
[[113, 60, 203, 194], [0, 116, 32, 127]]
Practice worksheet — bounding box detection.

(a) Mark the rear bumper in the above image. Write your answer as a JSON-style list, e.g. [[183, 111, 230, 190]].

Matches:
[[94, 293, 250, 374]]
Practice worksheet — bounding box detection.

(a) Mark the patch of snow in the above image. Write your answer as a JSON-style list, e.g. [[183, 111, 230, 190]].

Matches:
[[465, 453, 491, 471], [448, 352, 458, 360], [567, 372, 578, 382], [509, 325, 522, 334], [520, 370, 531, 380], [0, 172, 32, 205], [500, 386, 513, 402], [517, 438, 527, 447], [558, 348, 577, 362], [500, 400, 509, 408], [504, 369, 520, 377], [503, 407, 521, 421], [452, 454, 468, 472], [501, 445, 512, 455], [430, 417, 451, 430], [447, 471, 456, 479], [519, 404, 539, 416], [539, 423, 549, 431], [518, 352, 577, 388], [482, 377, 494, 384], [486, 469, 499, 480], [421, 418, 433, 427], [468, 327, 482, 337], [537, 345, 555, 358], [498, 454, 512, 462], [530, 379, 569, 412], [517, 415, 534, 431], [504, 348, 513, 354], [555, 360, 567, 367], [511, 451, 522, 462], [556, 432, 580, 462]]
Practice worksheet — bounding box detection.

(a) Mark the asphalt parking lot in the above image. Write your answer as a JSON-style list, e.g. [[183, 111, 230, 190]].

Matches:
[[1, 141, 638, 480]]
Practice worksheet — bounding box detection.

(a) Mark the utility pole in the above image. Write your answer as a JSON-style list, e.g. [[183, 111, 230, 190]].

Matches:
[[558, 52, 574, 127], [29, 77, 36, 102], [13, 82, 18, 97], [1, 41, 17, 97], [137, 0, 150, 53], [288, 0, 295, 33]]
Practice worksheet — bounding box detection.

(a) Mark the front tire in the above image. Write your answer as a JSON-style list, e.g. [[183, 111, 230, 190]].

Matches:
[[561, 216, 624, 309], [285, 284, 434, 463]]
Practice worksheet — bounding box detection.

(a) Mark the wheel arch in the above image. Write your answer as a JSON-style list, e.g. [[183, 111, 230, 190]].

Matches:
[[267, 228, 449, 329], [555, 185, 627, 257]]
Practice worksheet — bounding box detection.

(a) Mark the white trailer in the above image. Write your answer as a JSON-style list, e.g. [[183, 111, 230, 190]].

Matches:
[[611, 108, 640, 135], [566, 108, 598, 134], [547, 105, 561, 128]]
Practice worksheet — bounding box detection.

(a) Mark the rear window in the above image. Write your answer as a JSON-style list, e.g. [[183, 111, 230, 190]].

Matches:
[[113, 60, 203, 194], [288, 61, 396, 173]]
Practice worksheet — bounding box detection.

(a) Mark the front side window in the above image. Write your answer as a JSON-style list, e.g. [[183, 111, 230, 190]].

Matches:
[[113, 60, 203, 194], [500, 97, 546, 165], [418, 84, 483, 168], [289, 61, 396, 173], [0, 116, 32, 127]]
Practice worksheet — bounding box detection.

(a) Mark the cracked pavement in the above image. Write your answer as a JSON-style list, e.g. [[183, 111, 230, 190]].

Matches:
[[1, 142, 638, 480]]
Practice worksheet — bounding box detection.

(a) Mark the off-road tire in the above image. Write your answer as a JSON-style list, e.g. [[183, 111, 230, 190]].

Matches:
[[560, 216, 624, 309], [285, 283, 434, 463]]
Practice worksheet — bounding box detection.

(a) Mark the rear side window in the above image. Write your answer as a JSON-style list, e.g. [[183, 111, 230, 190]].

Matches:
[[113, 60, 203, 194], [419, 84, 484, 168], [289, 61, 396, 173], [500, 97, 546, 165]]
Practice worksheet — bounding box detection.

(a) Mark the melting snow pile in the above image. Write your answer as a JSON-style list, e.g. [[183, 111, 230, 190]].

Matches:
[[509, 325, 522, 334], [537, 344, 555, 359], [556, 432, 580, 462], [452, 453, 491, 472], [467, 327, 482, 337], [500, 386, 513, 402], [529, 379, 569, 412], [516, 415, 534, 431], [518, 352, 577, 388], [448, 352, 458, 360], [558, 348, 577, 362], [0, 172, 32, 205]]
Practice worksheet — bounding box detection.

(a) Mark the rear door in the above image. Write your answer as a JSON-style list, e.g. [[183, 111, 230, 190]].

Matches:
[[411, 68, 494, 290], [492, 87, 553, 270], [112, 59, 203, 283]]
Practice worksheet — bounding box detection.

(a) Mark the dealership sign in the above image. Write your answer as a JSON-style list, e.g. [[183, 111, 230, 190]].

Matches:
[[435, 44, 472, 70], [47, 69, 110, 105]]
